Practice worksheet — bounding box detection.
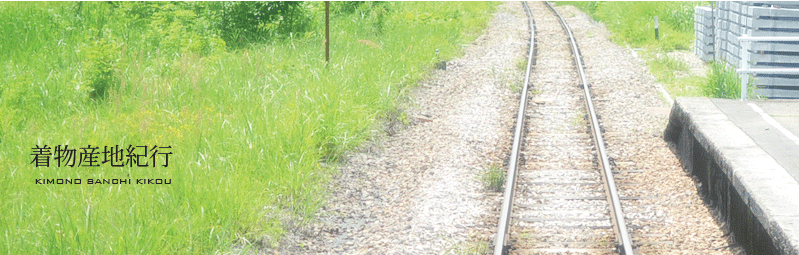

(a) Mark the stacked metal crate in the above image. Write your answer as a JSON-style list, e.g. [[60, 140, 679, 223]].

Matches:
[[695, 6, 715, 62], [695, 1, 799, 98]]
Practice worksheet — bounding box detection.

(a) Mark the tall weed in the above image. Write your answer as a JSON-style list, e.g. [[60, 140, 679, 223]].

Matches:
[[561, 1, 701, 50], [702, 62, 748, 99], [0, 2, 496, 253], [560, 1, 711, 98]]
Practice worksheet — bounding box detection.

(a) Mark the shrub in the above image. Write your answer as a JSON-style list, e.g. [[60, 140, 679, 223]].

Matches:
[[134, 2, 226, 55], [211, 2, 314, 47], [84, 38, 119, 100]]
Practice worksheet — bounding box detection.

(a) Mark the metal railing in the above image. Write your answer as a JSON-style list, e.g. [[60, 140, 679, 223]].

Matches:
[[737, 35, 799, 100]]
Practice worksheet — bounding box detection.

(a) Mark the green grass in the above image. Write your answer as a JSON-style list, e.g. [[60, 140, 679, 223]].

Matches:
[[0, 2, 497, 254], [480, 163, 505, 192], [444, 237, 490, 255], [642, 49, 706, 98], [703, 61, 754, 99], [572, 112, 586, 128], [560, 1, 699, 51], [557, 1, 743, 99]]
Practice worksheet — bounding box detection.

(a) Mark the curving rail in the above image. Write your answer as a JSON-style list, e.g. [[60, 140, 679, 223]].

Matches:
[[493, 2, 635, 254], [492, 1, 535, 254]]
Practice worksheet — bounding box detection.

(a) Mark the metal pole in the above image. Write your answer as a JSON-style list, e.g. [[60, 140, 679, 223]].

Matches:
[[740, 39, 749, 100], [654, 16, 659, 40], [325, 1, 330, 63]]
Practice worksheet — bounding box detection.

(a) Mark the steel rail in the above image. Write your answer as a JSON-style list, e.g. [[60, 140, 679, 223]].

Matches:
[[544, 2, 635, 254], [493, 2, 535, 255]]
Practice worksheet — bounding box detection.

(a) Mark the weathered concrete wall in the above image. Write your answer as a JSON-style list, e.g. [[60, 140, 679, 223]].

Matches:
[[665, 97, 799, 255]]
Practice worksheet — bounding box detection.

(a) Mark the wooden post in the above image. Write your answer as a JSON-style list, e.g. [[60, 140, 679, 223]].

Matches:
[[325, 1, 330, 63]]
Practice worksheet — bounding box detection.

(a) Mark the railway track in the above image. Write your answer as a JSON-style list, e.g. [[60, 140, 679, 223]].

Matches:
[[493, 2, 634, 254]]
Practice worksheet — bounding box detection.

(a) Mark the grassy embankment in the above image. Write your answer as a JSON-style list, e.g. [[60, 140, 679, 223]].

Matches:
[[559, 1, 744, 99], [0, 2, 496, 253]]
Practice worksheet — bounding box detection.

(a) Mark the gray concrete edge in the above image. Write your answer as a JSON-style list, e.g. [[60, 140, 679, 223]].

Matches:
[[669, 97, 799, 255]]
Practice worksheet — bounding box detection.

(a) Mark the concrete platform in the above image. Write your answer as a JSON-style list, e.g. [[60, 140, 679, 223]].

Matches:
[[665, 97, 799, 255]]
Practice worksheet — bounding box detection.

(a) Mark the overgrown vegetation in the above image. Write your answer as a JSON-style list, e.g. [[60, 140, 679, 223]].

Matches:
[[558, 1, 742, 99], [642, 50, 706, 98], [480, 163, 506, 192], [703, 61, 752, 99], [560, 2, 697, 50], [445, 238, 490, 255], [0, 2, 496, 253]]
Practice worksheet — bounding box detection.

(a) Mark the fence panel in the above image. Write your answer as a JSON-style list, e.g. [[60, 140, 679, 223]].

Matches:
[[695, 1, 799, 99]]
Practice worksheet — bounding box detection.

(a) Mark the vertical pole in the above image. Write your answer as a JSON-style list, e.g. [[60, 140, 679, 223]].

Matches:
[[654, 16, 659, 40], [325, 1, 330, 63], [740, 39, 749, 100]]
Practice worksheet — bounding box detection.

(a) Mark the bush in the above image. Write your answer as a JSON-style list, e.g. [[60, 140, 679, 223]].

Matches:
[[211, 2, 314, 47], [142, 3, 226, 55], [108, 2, 226, 55], [84, 38, 119, 100]]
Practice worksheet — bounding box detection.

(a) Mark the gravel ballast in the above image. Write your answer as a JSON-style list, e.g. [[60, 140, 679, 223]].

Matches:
[[276, 2, 745, 254], [554, 4, 744, 254], [276, 2, 526, 254]]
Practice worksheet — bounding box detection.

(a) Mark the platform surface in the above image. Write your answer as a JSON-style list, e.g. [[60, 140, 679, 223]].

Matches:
[[711, 99, 799, 181], [667, 97, 799, 254]]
